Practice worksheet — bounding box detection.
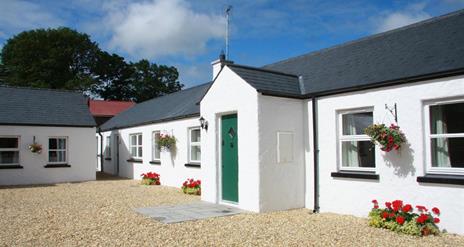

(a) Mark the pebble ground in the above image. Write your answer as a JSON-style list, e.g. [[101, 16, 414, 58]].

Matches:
[[1, 174, 463, 246]]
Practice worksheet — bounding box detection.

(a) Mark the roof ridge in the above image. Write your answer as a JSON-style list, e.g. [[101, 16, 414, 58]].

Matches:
[[228, 63, 298, 77], [135, 81, 212, 105], [265, 9, 464, 68], [0, 84, 83, 94]]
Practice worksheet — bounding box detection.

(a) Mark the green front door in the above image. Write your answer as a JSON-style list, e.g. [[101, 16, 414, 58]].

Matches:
[[221, 114, 238, 202]]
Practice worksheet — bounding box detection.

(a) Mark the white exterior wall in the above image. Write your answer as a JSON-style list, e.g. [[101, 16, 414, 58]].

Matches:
[[258, 95, 306, 211], [316, 75, 464, 234], [101, 117, 202, 188], [200, 66, 261, 212], [0, 125, 96, 185]]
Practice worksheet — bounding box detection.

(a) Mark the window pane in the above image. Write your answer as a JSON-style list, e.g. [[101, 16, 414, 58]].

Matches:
[[0, 138, 18, 149], [58, 151, 66, 162], [138, 147, 143, 157], [49, 138, 57, 149], [0, 151, 19, 164], [191, 129, 201, 142], [431, 137, 464, 168], [342, 112, 373, 135], [138, 135, 142, 145], [58, 138, 66, 149], [153, 132, 160, 159], [131, 147, 137, 157], [190, 146, 201, 161], [49, 151, 57, 162], [430, 103, 464, 134], [131, 135, 137, 145], [342, 141, 375, 168]]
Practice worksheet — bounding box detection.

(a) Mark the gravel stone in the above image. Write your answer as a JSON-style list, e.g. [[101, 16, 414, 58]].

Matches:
[[1, 176, 463, 246]]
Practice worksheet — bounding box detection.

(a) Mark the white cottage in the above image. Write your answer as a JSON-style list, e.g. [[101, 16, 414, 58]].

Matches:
[[0, 86, 97, 185], [200, 10, 464, 234], [99, 84, 210, 187]]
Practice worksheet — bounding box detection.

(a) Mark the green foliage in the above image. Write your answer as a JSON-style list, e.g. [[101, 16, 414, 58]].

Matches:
[[157, 134, 177, 150], [365, 123, 406, 152], [1, 27, 99, 90], [1, 27, 184, 102]]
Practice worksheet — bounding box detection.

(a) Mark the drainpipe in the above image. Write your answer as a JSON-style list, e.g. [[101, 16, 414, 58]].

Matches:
[[98, 128, 104, 173], [312, 96, 319, 213]]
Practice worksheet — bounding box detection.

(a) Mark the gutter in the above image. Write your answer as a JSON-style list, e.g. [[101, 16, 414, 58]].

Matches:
[[312, 96, 319, 213], [97, 128, 104, 173]]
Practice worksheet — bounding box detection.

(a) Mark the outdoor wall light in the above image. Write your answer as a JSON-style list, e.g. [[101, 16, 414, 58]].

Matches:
[[199, 116, 208, 130]]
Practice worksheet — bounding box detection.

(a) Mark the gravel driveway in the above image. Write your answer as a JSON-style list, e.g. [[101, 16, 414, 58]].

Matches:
[[1, 174, 463, 246]]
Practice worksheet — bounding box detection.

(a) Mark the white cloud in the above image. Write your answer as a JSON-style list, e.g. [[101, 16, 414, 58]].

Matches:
[[105, 0, 225, 59], [0, 1, 63, 37], [375, 3, 431, 32]]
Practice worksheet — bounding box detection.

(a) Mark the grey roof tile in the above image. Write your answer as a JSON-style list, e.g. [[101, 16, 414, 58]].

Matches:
[[0, 86, 95, 127], [263, 9, 464, 95], [227, 64, 301, 96], [100, 82, 211, 131]]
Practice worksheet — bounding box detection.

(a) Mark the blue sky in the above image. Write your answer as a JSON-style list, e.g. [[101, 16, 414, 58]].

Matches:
[[1, 0, 463, 88]]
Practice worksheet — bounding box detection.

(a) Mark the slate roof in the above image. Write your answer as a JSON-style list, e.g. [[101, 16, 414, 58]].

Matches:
[[259, 9, 464, 96], [100, 82, 211, 131], [0, 86, 96, 127], [227, 64, 302, 97], [89, 100, 135, 117]]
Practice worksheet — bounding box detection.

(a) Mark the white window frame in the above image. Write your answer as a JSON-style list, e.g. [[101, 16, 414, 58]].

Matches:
[[129, 133, 143, 159], [424, 98, 464, 175], [152, 131, 161, 161], [105, 136, 111, 158], [337, 108, 375, 172], [48, 137, 68, 164], [0, 136, 20, 165], [188, 127, 201, 163]]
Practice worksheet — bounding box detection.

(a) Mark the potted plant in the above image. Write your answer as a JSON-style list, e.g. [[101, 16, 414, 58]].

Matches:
[[28, 143, 42, 154], [369, 199, 441, 236], [140, 172, 160, 185], [157, 133, 176, 151], [181, 178, 201, 195], [364, 123, 406, 152]]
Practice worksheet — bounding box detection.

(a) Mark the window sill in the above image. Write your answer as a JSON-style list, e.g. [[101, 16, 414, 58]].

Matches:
[[127, 158, 143, 163], [185, 163, 201, 168], [44, 164, 71, 168], [417, 174, 464, 185], [104, 158, 112, 161], [149, 160, 161, 165], [0, 165, 24, 169], [331, 171, 379, 180]]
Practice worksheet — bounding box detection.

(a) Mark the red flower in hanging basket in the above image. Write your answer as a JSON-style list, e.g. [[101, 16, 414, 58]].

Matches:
[[364, 124, 406, 152]]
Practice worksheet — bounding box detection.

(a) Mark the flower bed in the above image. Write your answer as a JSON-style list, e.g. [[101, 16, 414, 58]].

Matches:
[[140, 172, 160, 185], [369, 199, 441, 236], [181, 178, 201, 195], [364, 124, 406, 152]]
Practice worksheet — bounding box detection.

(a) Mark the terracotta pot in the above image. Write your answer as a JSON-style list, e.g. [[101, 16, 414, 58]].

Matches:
[[421, 227, 431, 236]]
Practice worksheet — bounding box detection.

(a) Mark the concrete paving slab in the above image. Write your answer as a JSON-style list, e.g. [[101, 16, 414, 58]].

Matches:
[[135, 201, 246, 224]]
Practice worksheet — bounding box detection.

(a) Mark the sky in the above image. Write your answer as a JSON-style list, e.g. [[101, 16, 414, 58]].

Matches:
[[0, 0, 463, 88]]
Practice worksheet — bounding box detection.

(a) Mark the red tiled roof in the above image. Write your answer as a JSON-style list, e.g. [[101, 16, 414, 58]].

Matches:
[[89, 100, 135, 117]]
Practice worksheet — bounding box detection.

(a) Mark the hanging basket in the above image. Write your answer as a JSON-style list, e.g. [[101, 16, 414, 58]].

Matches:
[[28, 143, 42, 154], [157, 134, 176, 151], [364, 123, 406, 152]]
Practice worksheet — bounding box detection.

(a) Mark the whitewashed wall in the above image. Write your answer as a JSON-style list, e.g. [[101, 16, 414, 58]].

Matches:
[[101, 117, 202, 188], [258, 95, 306, 211], [316, 75, 464, 234], [200, 66, 261, 212], [0, 125, 96, 185]]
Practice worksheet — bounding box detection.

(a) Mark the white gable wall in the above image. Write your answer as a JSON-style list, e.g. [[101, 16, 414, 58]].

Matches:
[[0, 125, 96, 185], [100, 117, 202, 188], [316, 75, 464, 234], [258, 95, 307, 211], [200, 66, 261, 212]]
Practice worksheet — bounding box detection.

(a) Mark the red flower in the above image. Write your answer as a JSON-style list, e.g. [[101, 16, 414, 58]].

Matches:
[[372, 199, 378, 204], [385, 202, 392, 209], [434, 217, 440, 224], [432, 207, 440, 215], [388, 213, 395, 218], [402, 204, 412, 212], [396, 216, 405, 225], [416, 214, 429, 224], [392, 200, 403, 212], [382, 212, 389, 219], [374, 205, 379, 209], [416, 205, 427, 212]]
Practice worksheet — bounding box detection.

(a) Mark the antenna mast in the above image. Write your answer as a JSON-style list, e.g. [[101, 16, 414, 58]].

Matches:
[[225, 5, 232, 60]]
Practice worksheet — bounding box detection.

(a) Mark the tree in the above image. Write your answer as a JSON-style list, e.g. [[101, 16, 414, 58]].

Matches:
[[1, 27, 99, 90]]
